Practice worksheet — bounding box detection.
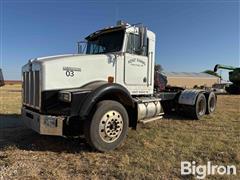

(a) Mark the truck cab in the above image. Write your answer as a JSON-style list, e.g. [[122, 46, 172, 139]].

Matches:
[[22, 21, 217, 152]]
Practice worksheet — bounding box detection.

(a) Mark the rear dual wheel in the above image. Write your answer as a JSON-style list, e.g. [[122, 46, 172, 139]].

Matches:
[[84, 100, 129, 152], [191, 93, 207, 120], [190, 92, 216, 119], [206, 92, 217, 114]]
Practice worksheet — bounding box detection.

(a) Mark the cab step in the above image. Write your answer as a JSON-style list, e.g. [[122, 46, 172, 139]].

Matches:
[[139, 113, 164, 124]]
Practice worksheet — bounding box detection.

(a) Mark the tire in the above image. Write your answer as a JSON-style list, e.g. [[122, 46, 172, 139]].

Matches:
[[206, 92, 217, 114], [84, 100, 129, 152], [190, 93, 207, 120]]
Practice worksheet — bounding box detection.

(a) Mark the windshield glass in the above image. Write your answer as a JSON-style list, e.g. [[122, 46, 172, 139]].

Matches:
[[86, 30, 124, 54]]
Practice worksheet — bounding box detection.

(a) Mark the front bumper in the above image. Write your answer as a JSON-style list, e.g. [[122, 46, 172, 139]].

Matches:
[[21, 107, 64, 136]]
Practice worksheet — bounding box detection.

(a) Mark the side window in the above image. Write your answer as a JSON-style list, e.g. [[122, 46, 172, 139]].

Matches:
[[126, 33, 148, 56]]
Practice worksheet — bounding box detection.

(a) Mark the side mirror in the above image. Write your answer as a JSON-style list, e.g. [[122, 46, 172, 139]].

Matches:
[[139, 26, 147, 52]]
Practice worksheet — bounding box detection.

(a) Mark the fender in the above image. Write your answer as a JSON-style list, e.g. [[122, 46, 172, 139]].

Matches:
[[67, 81, 134, 118], [79, 82, 134, 118], [178, 89, 205, 106]]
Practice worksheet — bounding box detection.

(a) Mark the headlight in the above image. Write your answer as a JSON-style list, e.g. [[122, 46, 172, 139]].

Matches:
[[59, 92, 71, 102]]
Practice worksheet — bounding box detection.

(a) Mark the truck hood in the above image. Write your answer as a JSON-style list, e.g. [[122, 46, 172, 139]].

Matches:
[[31, 53, 111, 63], [26, 53, 117, 91]]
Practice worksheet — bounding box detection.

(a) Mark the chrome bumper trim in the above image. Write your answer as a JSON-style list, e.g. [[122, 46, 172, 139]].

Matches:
[[21, 107, 64, 136]]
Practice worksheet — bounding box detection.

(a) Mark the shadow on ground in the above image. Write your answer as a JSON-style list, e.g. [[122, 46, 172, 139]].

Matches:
[[0, 126, 90, 153], [0, 114, 90, 153], [163, 113, 195, 121], [0, 113, 195, 154], [0, 114, 23, 129]]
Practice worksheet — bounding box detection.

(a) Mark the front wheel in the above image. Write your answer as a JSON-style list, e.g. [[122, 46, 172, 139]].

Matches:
[[84, 100, 129, 152]]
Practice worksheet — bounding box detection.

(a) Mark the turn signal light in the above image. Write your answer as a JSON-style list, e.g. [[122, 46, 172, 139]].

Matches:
[[108, 76, 114, 83], [59, 92, 71, 102]]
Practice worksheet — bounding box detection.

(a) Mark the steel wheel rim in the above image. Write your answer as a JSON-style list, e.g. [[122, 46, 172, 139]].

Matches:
[[209, 97, 215, 112], [198, 98, 205, 116], [99, 110, 123, 143]]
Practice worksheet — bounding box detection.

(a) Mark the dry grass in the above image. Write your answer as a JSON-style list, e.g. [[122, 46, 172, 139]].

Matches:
[[0, 84, 22, 114], [0, 84, 239, 179]]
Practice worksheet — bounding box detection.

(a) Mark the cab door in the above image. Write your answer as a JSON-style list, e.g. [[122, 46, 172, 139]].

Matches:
[[124, 33, 149, 85]]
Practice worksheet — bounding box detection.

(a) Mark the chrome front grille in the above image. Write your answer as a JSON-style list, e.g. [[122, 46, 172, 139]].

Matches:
[[23, 69, 41, 109]]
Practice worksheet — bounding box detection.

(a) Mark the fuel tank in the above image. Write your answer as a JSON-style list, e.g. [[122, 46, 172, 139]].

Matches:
[[135, 97, 163, 120]]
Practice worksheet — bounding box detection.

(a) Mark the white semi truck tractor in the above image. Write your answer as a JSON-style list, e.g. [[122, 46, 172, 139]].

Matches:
[[22, 21, 217, 152]]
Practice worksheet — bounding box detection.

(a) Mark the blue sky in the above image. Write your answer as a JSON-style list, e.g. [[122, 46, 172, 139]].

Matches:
[[0, 0, 239, 80]]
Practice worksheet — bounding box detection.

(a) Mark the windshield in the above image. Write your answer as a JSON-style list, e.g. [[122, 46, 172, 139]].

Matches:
[[86, 30, 124, 54]]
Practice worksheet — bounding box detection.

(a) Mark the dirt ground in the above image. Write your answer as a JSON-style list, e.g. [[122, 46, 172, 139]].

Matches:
[[0, 84, 239, 179]]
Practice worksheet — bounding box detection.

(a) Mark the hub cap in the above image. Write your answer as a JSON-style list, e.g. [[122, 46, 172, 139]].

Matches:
[[99, 110, 123, 143]]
